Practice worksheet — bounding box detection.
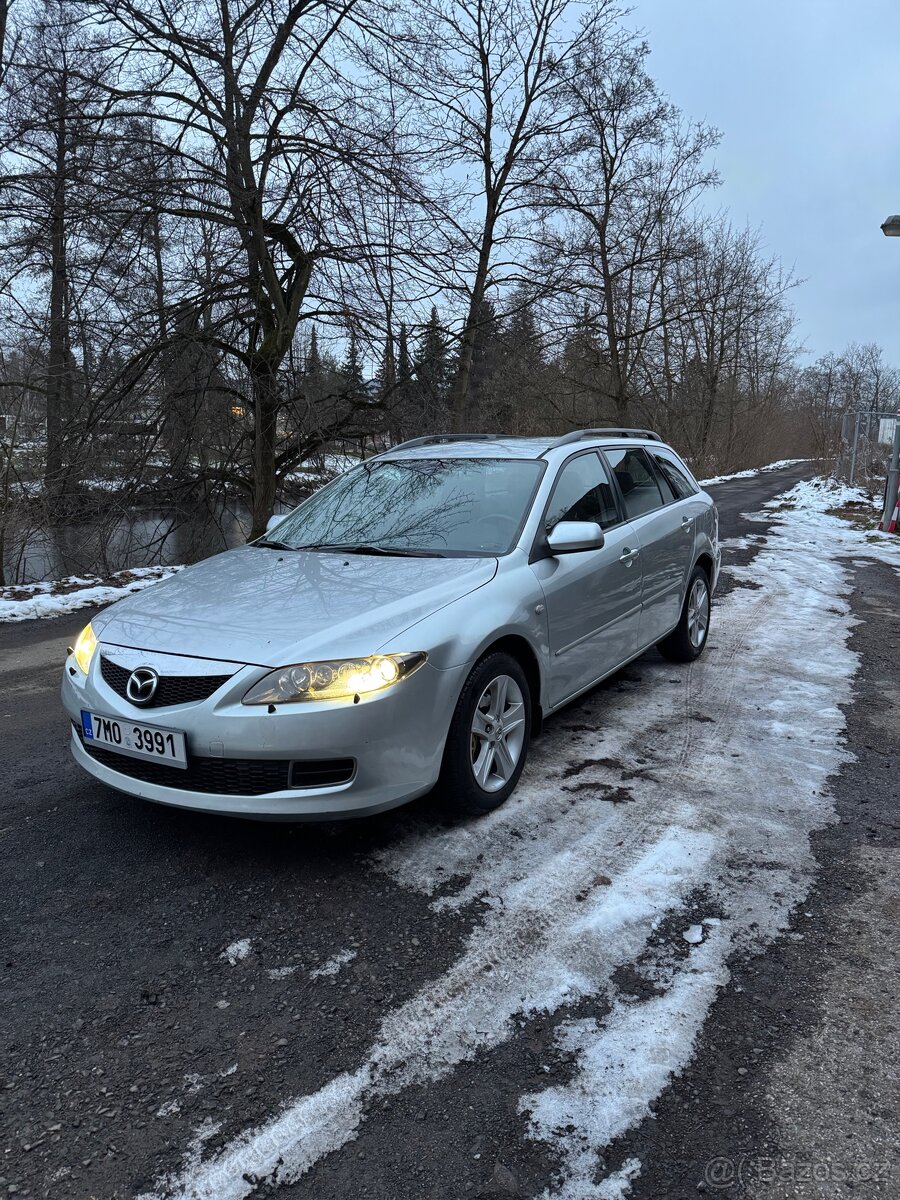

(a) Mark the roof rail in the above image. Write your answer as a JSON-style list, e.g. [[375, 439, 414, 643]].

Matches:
[[548, 427, 663, 450], [377, 433, 507, 455]]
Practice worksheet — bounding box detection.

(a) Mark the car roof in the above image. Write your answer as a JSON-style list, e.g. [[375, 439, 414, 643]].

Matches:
[[381, 436, 558, 461], [378, 430, 666, 462]]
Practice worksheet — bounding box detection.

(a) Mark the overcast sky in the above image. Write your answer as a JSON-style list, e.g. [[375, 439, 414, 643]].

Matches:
[[632, 0, 900, 364]]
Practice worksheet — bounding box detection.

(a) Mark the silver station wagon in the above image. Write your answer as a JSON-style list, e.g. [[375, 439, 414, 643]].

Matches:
[[62, 429, 720, 820]]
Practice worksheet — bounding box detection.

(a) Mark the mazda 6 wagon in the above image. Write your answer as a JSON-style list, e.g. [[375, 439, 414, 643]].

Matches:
[[62, 429, 720, 820]]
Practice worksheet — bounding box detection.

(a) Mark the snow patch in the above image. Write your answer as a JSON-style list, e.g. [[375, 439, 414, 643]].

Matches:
[[771, 476, 880, 513], [698, 457, 810, 486], [521, 939, 727, 1197], [681, 924, 704, 945], [309, 949, 356, 979], [0, 565, 182, 622], [267, 966, 299, 981], [221, 939, 252, 966], [596, 1159, 641, 1200]]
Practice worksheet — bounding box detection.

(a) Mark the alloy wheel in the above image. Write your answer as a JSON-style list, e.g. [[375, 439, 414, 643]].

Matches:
[[469, 674, 527, 793], [687, 576, 710, 649]]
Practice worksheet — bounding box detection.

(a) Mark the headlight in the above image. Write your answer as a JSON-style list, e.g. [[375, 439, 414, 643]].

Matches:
[[72, 622, 98, 674], [241, 652, 427, 705]]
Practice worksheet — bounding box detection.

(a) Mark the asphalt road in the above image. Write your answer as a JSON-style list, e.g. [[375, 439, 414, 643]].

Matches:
[[6, 461, 897, 1200]]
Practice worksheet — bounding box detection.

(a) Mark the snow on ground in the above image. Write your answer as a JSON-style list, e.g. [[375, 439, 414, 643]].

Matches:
[[266, 966, 299, 981], [779, 475, 882, 512], [130, 477, 899, 1200], [221, 940, 252, 966], [521, 943, 727, 1200], [0, 565, 182, 622], [309, 949, 357, 979], [698, 457, 810, 486]]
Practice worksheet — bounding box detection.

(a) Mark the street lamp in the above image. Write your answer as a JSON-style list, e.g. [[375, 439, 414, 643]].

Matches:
[[877, 210, 900, 525], [876, 215, 900, 529]]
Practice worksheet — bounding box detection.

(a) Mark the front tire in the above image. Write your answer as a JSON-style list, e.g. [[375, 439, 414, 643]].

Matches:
[[657, 565, 711, 662], [439, 652, 532, 816]]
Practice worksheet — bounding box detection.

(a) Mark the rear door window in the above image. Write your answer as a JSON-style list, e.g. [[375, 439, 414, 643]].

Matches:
[[546, 452, 620, 531], [651, 451, 698, 501], [604, 448, 665, 521]]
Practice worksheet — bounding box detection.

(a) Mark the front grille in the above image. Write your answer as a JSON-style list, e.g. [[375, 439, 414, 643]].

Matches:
[[100, 655, 233, 708], [74, 727, 355, 796], [78, 732, 290, 795], [291, 759, 355, 788]]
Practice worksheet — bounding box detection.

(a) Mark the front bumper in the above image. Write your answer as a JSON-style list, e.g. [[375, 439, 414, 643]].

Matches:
[[62, 649, 466, 820]]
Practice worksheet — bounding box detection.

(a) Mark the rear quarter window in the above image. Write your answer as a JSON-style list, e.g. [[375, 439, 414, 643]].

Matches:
[[604, 447, 665, 520], [651, 451, 699, 501]]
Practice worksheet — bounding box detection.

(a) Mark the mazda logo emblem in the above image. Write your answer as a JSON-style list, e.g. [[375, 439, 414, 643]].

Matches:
[[126, 667, 159, 706]]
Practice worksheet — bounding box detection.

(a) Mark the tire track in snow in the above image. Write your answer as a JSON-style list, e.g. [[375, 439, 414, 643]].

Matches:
[[140, 486, 900, 1200], [141, 827, 714, 1200]]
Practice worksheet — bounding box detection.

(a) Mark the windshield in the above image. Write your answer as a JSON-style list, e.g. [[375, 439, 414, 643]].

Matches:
[[266, 457, 545, 556]]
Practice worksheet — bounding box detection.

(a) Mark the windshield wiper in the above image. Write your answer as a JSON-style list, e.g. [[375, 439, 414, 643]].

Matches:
[[295, 542, 446, 558], [254, 538, 298, 551]]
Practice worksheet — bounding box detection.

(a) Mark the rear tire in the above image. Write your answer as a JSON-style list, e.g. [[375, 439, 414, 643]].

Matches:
[[439, 652, 532, 816], [657, 565, 711, 663]]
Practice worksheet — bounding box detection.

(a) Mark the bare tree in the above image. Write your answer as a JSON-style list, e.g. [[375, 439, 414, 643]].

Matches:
[[539, 31, 719, 424], [89, 0, 413, 536], [0, 2, 127, 500], [643, 219, 798, 464], [390, 0, 619, 431]]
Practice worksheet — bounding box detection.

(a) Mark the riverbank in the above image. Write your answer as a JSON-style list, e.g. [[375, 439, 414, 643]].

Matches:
[[0, 566, 183, 622]]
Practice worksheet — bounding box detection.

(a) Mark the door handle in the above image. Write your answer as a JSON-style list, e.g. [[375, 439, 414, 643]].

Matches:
[[681, 516, 694, 529], [619, 547, 640, 565]]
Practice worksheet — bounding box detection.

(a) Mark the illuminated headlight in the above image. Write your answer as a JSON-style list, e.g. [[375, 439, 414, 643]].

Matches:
[[241, 652, 427, 705], [72, 622, 98, 674]]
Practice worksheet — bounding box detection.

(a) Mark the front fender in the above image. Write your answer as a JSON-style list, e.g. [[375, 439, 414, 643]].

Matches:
[[374, 553, 550, 711]]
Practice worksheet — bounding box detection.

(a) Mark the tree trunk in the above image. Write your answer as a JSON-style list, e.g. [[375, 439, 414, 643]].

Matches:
[[597, 234, 629, 426], [149, 203, 190, 483], [249, 362, 279, 539], [450, 221, 494, 433], [0, 0, 9, 79], [697, 374, 719, 455], [45, 74, 71, 499]]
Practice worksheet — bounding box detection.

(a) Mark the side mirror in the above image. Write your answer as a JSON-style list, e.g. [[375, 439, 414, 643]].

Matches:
[[546, 520, 605, 554], [265, 514, 283, 535]]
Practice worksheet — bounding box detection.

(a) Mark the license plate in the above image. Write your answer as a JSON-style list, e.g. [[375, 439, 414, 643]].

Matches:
[[80, 710, 187, 769]]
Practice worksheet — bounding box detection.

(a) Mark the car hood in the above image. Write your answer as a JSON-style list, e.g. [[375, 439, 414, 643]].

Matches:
[[96, 547, 497, 666]]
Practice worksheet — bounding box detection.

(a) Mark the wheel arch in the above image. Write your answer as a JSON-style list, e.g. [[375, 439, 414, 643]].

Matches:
[[475, 634, 544, 737], [694, 551, 714, 584]]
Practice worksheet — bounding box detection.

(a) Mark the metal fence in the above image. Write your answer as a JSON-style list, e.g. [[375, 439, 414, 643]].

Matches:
[[838, 409, 900, 531]]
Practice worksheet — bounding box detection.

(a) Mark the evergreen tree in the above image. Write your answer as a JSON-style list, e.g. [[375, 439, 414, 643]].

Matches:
[[468, 299, 505, 427], [395, 322, 414, 414], [498, 293, 545, 430], [375, 329, 396, 401], [340, 327, 364, 402], [306, 325, 322, 376], [414, 306, 451, 428], [398, 323, 413, 387]]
